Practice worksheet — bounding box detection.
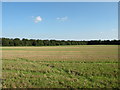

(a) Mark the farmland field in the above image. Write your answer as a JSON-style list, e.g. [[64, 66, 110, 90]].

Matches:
[[2, 45, 119, 88]]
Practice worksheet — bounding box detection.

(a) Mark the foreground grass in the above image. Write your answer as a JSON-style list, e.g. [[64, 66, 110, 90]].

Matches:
[[2, 45, 119, 88]]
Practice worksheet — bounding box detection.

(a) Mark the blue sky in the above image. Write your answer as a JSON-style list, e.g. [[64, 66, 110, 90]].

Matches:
[[2, 2, 118, 40], [0, 2, 2, 37]]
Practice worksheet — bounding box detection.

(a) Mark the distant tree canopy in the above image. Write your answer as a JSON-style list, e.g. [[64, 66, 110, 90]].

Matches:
[[1, 38, 120, 46]]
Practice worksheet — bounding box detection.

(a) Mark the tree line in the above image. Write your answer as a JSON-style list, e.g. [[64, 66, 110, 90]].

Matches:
[[1, 38, 120, 46]]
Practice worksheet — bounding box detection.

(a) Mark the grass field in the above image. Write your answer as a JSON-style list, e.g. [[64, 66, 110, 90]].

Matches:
[[2, 45, 119, 88]]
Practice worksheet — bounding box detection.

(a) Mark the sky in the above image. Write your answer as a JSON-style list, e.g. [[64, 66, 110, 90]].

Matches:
[[2, 2, 118, 40], [0, 2, 2, 37]]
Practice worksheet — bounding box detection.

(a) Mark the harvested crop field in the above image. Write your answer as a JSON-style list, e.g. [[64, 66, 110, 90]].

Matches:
[[2, 45, 119, 88]]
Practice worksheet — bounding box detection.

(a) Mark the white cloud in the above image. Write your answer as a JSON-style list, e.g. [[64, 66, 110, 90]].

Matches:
[[34, 16, 42, 23], [56, 16, 68, 21]]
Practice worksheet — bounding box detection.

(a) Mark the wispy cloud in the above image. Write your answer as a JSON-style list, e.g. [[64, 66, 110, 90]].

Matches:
[[34, 16, 42, 23], [98, 28, 118, 40], [31, 16, 34, 18], [56, 16, 68, 21]]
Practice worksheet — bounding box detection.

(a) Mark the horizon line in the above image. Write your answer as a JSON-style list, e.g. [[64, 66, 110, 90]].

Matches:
[[1, 37, 119, 41]]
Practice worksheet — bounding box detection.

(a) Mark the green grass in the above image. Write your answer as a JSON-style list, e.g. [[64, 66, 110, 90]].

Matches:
[[2, 45, 119, 88]]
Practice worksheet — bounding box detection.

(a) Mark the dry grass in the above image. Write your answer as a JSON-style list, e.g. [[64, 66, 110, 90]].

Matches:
[[2, 45, 118, 61]]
